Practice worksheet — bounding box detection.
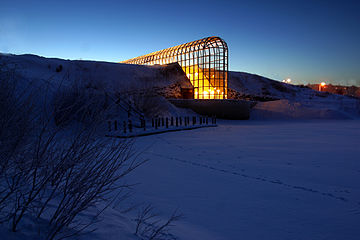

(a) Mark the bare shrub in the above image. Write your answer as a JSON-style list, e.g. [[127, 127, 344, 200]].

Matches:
[[115, 84, 166, 118], [134, 204, 182, 240], [0, 63, 36, 171], [53, 80, 109, 126], [0, 65, 144, 239], [134, 204, 157, 235], [131, 93, 167, 118]]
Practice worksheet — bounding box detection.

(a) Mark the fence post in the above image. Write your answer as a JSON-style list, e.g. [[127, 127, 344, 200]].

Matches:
[[123, 121, 126, 134], [162, 117, 164, 127], [176, 117, 178, 127], [128, 105, 132, 118], [200, 116, 202, 125], [140, 118, 146, 131], [179, 117, 182, 126], [152, 118, 154, 128], [155, 118, 158, 129], [128, 120, 132, 133], [166, 117, 169, 128], [108, 121, 112, 132], [184, 117, 187, 126], [171, 117, 174, 126], [114, 120, 117, 131]]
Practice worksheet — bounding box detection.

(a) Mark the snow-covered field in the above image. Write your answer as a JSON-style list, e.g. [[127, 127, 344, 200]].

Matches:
[[1, 53, 360, 239], [89, 120, 360, 240]]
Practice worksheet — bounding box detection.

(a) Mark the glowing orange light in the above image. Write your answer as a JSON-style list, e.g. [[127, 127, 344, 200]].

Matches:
[[319, 82, 326, 91], [120, 37, 228, 100]]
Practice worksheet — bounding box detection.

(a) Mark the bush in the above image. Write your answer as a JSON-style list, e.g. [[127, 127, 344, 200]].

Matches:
[[0, 65, 144, 239], [53, 81, 109, 126]]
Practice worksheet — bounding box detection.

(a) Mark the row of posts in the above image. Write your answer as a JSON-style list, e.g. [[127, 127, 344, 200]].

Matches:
[[108, 119, 136, 133], [108, 116, 216, 133], [151, 116, 216, 129]]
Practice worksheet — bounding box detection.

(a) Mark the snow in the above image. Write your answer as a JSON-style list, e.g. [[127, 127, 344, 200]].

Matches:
[[251, 99, 357, 120], [0, 53, 194, 121], [108, 120, 360, 240], [1, 53, 359, 121], [0, 53, 187, 91], [64, 120, 360, 240], [1, 53, 360, 239], [229, 71, 360, 120]]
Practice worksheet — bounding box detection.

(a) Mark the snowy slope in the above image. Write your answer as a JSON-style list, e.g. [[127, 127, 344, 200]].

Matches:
[[229, 71, 360, 119], [0, 53, 195, 123], [0, 53, 191, 91], [1, 53, 359, 121]]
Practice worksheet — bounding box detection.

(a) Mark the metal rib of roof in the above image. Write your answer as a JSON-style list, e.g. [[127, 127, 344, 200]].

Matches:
[[120, 36, 227, 64]]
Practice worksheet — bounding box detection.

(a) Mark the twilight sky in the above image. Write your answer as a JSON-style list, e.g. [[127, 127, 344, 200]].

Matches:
[[1, 0, 359, 85]]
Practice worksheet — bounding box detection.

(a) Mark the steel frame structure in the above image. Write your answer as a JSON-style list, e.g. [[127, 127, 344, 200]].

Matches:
[[120, 36, 228, 99]]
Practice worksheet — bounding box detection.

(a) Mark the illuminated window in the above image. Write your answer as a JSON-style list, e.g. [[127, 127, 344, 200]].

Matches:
[[120, 36, 228, 99]]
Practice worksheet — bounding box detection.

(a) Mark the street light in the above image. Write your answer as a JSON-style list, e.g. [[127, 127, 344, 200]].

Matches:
[[282, 78, 292, 84], [319, 82, 326, 91]]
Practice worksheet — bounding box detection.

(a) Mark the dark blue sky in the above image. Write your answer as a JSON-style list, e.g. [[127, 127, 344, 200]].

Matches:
[[1, 0, 359, 85]]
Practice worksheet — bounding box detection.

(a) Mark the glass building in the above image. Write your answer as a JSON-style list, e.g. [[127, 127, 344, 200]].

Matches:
[[120, 36, 228, 99]]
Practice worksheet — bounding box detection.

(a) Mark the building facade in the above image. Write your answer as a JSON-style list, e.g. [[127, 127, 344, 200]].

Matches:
[[121, 36, 228, 99]]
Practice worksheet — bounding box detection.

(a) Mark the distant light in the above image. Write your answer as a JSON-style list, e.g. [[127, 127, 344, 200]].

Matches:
[[282, 78, 292, 84], [319, 82, 326, 91]]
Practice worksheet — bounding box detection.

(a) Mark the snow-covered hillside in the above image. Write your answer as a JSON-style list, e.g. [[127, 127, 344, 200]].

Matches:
[[0, 53, 194, 123], [0, 53, 192, 92], [229, 71, 360, 119], [1, 53, 359, 121]]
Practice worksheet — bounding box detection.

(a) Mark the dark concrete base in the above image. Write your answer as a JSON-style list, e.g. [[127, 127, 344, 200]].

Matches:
[[169, 99, 255, 120]]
